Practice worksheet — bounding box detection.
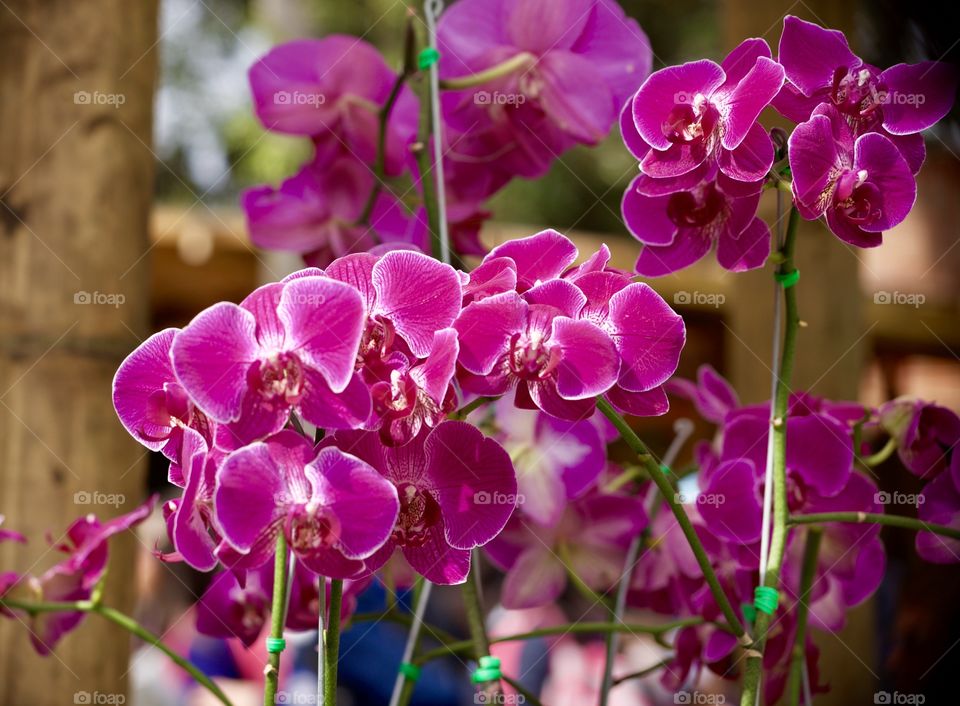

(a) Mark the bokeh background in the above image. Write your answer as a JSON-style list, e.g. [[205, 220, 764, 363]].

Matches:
[[2, 1, 959, 704]]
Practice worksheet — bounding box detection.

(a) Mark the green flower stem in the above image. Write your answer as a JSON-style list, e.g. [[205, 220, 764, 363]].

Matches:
[[612, 658, 673, 685], [324, 579, 343, 705], [439, 52, 535, 90], [788, 512, 960, 540], [0, 597, 232, 706], [264, 534, 291, 706], [455, 396, 495, 420], [862, 436, 898, 467], [595, 398, 750, 646], [460, 555, 503, 698], [358, 14, 416, 226], [414, 616, 709, 666], [502, 674, 544, 706], [740, 205, 801, 706], [413, 65, 443, 263], [787, 528, 822, 706]]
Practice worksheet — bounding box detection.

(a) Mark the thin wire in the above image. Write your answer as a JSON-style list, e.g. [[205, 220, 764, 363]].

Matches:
[[423, 0, 451, 264], [388, 581, 434, 706]]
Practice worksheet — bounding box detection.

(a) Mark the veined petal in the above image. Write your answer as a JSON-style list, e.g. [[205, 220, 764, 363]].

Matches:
[[279, 276, 365, 393], [487, 229, 579, 291], [172, 303, 259, 423], [373, 250, 463, 357]]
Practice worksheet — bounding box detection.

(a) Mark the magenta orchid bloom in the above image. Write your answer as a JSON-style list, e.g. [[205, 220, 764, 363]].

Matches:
[[328, 422, 517, 585], [215, 430, 399, 578], [562, 249, 685, 415], [324, 250, 463, 445], [630, 38, 784, 182], [249, 36, 417, 177], [623, 163, 771, 275], [196, 560, 369, 645], [481, 399, 611, 527], [438, 0, 652, 177], [165, 428, 223, 571], [666, 363, 740, 425], [880, 397, 960, 479], [242, 153, 428, 268], [172, 272, 369, 449], [789, 104, 916, 247], [774, 15, 957, 173], [456, 288, 620, 420], [1, 500, 155, 654], [485, 492, 647, 608], [113, 328, 212, 463], [916, 462, 960, 564], [456, 230, 684, 420]]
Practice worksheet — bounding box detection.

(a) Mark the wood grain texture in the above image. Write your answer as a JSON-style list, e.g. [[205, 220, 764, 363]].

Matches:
[[0, 1, 158, 703]]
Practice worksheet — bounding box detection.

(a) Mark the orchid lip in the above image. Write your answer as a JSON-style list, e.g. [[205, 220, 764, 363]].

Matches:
[[286, 505, 342, 552], [391, 482, 441, 547], [507, 332, 561, 381], [253, 352, 305, 404]]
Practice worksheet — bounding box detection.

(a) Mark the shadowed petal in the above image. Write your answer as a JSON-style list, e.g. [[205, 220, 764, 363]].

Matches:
[[425, 421, 517, 549]]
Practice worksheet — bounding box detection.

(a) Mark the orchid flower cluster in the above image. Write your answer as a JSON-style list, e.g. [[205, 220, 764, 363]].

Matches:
[[1, 5, 957, 706], [623, 15, 955, 273], [242, 0, 651, 265]]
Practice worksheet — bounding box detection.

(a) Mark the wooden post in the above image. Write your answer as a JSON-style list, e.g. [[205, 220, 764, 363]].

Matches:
[[0, 2, 158, 704]]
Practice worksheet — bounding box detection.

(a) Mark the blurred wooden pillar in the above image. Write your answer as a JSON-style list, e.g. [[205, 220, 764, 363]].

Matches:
[[721, 2, 874, 705], [0, 1, 157, 705]]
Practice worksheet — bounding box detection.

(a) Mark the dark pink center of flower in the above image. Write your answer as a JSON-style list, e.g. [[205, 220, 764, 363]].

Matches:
[[359, 316, 396, 364], [834, 170, 882, 225], [391, 483, 441, 547], [830, 66, 885, 129], [252, 352, 304, 405], [507, 331, 561, 381], [662, 98, 720, 145], [666, 183, 726, 230], [286, 505, 341, 552]]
